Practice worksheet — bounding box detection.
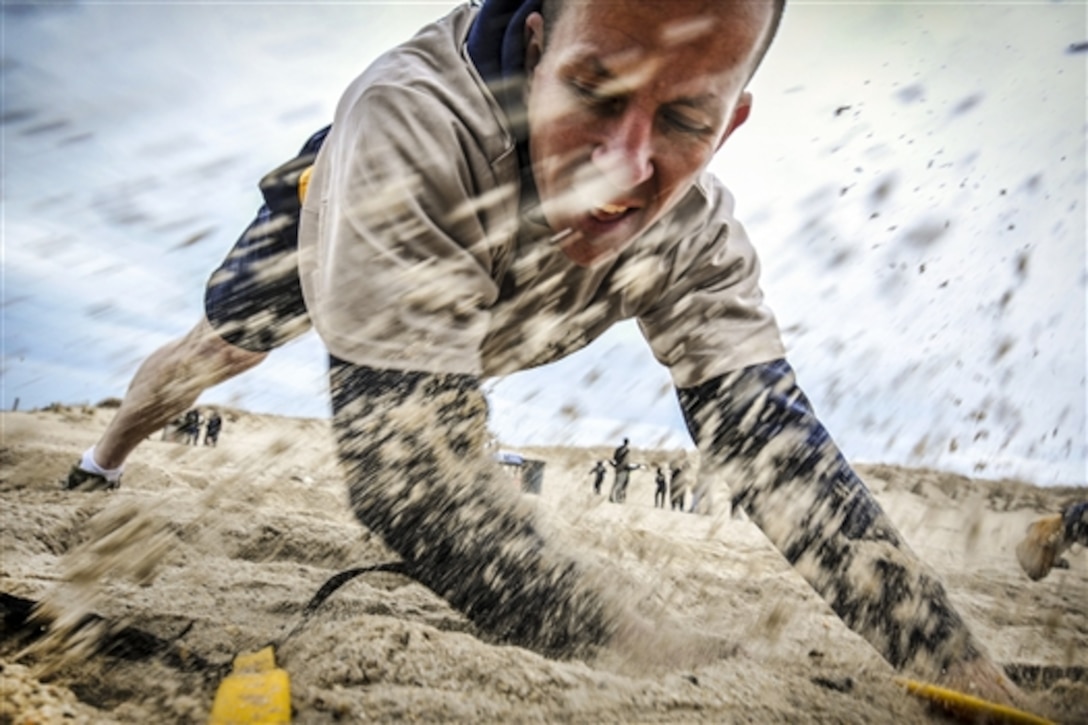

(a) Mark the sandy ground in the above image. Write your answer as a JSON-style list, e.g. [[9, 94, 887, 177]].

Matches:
[[1, 403, 1086, 723]]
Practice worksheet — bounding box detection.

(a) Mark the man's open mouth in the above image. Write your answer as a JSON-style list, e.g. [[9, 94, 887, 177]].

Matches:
[[589, 203, 632, 222]]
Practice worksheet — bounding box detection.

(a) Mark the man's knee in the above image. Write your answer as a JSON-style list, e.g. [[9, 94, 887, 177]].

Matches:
[[180, 318, 268, 380]]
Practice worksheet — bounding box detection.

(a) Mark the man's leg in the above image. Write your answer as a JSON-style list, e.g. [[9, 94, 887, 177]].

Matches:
[[66, 125, 327, 490], [94, 317, 266, 469], [66, 317, 267, 489]]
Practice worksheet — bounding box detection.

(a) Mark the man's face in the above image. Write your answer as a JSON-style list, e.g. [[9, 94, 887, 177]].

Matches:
[[524, 0, 771, 266]]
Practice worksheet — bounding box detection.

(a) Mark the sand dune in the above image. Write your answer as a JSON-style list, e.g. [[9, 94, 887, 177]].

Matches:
[[1, 403, 1085, 723]]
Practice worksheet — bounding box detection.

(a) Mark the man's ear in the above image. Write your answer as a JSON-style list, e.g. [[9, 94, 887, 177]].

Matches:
[[717, 91, 753, 151], [524, 12, 545, 78]]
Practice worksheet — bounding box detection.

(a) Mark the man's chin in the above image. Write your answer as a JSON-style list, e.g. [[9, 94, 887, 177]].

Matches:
[[553, 220, 641, 267], [557, 235, 623, 267]]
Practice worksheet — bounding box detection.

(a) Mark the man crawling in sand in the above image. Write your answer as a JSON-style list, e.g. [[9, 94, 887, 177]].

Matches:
[[65, 0, 1025, 706]]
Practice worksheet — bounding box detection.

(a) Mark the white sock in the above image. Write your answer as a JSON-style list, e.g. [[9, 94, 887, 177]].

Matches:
[[80, 446, 124, 483]]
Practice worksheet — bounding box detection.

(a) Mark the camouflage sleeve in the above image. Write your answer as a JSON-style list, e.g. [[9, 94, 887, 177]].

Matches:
[[328, 356, 618, 658], [677, 359, 985, 676]]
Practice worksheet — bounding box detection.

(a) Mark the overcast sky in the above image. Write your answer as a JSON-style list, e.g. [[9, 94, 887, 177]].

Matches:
[[3, 1, 1085, 485]]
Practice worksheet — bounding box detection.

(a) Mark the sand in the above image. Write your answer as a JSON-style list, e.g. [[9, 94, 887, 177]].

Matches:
[[1, 403, 1086, 723]]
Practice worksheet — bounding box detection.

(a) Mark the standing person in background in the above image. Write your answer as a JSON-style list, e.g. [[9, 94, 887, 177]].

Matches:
[[59, 0, 1026, 704], [204, 410, 223, 447], [590, 460, 607, 495], [609, 437, 635, 500], [183, 409, 202, 446], [613, 461, 644, 504], [654, 466, 668, 509], [612, 438, 630, 467], [669, 463, 686, 511], [610, 461, 641, 505]]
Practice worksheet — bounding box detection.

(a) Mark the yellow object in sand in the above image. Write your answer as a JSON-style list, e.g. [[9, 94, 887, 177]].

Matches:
[[896, 677, 1054, 725], [209, 646, 291, 724]]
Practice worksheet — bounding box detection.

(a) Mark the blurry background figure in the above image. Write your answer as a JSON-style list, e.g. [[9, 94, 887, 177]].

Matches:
[[182, 409, 202, 446], [669, 463, 686, 511], [204, 410, 223, 447], [1016, 501, 1087, 580], [608, 438, 631, 503], [609, 438, 629, 484], [609, 462, 642, 504], [688, 466, 716, 516], [589, 460, 607, 495], [654, 466, 668, 508]]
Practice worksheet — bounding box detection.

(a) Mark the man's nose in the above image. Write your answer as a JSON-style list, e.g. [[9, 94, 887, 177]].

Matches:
[[591, 110, 654, 191]]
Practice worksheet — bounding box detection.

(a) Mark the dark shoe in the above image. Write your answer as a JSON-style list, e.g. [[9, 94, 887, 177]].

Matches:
[[1016, 514, 1068, 581], [63, 465, 119, 491]]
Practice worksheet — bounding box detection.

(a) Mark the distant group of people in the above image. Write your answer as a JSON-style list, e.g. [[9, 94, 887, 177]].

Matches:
[[174, 408, 223, 447], [590, 440, 1087, 580], [589, 438, 689, 511]]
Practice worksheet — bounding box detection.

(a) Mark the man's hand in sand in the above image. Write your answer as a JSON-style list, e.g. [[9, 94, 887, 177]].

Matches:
[[937, 656, 1029, 710]]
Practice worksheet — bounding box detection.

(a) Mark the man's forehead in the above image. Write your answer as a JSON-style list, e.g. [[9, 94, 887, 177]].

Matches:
[[551, 2, 769, 75], [554, 0, 771, 36]]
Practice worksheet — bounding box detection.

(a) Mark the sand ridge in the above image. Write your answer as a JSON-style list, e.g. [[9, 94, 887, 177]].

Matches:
[[1, 404, 1085, 723]]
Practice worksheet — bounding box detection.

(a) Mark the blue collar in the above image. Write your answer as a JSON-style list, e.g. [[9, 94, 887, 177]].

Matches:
[[466, 0, 540, 191]]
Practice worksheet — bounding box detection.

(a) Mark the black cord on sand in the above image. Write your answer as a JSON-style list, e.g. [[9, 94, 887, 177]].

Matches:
[[0, 561, 412, 679], [272, 561, 409, 649]]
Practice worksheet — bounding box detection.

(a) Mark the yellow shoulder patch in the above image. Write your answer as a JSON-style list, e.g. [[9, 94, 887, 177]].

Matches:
[[297, 166, 313, 205]]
